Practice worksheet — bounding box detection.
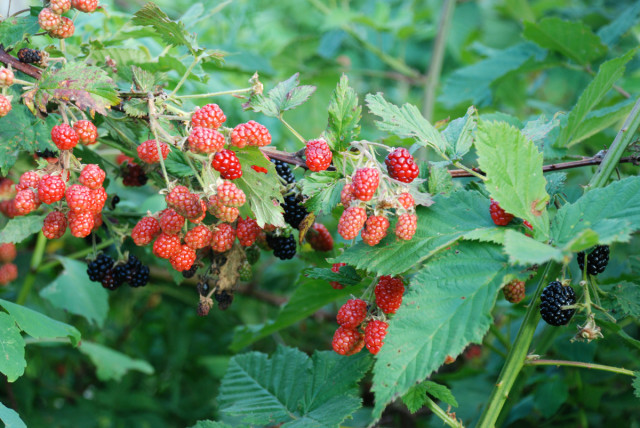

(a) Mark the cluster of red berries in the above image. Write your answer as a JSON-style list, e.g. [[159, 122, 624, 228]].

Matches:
[[0, 243, 18, 286], [0, 67, 14, 118], [305, 139, 332, 172], [338, 147, 420, 245], [38, 0, 99, 39], [489, 199, 533, 232], [331, 275, 405, 356]]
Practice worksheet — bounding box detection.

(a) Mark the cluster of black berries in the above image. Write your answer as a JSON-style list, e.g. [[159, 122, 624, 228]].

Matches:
[[266, 233, 296, 260], [35, 149, 59, 159], [539, 245, 611, 327], [87, 254, 150, 290], [18, 48, 42, 64], [272, 159, 296, 184], [271, 159, 309, 229], [122, 162, 148, 187], [182, 264, 198, 278]]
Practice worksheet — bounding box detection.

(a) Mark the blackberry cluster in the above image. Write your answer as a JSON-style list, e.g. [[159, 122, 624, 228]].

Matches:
[[271, 159, 296, 184], [282, 194, 309, 229], [539, 281, 576, 326], [266, 233, 296, 260], [86, 254, 149, 290], [18, 48, 42, 64], [122, 162, 148, 187], [577, 245, 610, 276], [35, 149, 59, 159], [182, 264, 198, 278], [215, 290, 234, 310]]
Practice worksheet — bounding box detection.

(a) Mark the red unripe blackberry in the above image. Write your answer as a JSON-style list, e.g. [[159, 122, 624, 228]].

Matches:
[[153, 233, 181, 259], [16, 171, 41, 191], [503, 279, 525, 304], [361, 215, 389, 246], [71, 0, 99, 13], [341, 183, 354, 208], [352, 168, 379, 201], [397, 192, 415, 210], [50, 0, 71, 14], [216, 181, 246, 208], [73, 120, 98, 145], [332, 326, 364, 356], [0, 68, 14, 87], [211, 149, 242, 180], [489, 199, 513, 226], [170, 245, 196, 271], [91, 187, 107, 214], [307, 223, 333, 252], [65, 184, 94, 212], [0, 243, 17, 263], [0, 263, 18, 285], [305, 139, 332, 171], [385, 147, 419, 183], [207, 195, 239, 223], [236, 217, 260, 247], [159, 208, 185, 235], [79, 164, 105, 190], [375, 275, 405, 314], [51, 124, 79, 150], [14, 189, 39, 215], [37, 174, 66, 204], [68, 210, 94, 238], [49, 16, 75, 39], [231, 121, 271, 148], [395, 213, 417, 241], [211, 223, 236, 253], [38, 8, 61, 31], [184, 224, 213, 249], [131, 216, 161, 246], [337, 206, 367, 240], [191, 104, 226, 129], [137, 139, 170, 164], [0, 95, 11, 117], [337, 299, 367, 329], [364, 320, 388, 355], [188, 127, 225, 154], [42, 211, 67, 239]]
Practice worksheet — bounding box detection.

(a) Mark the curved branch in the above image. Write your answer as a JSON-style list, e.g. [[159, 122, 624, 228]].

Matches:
[[0, 46, 42, 79]]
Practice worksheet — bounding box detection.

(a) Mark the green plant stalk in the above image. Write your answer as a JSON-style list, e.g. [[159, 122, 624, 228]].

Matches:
[[588, 97, 640, 189], [169, 54, 203, 97], [478, 97, 640, 427], [476, 263, 555, 428], [175, 87, 253, 100], [16, 232, 47, 305], [279, 115, 307, 144], [423, 0, 456, 121], [424, 396, 463, 428], [523, 359, 635, 376]]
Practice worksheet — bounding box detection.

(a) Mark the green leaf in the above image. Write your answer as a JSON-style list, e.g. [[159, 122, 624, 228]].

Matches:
[[365, 93, 447, 154], [0, 312, 25, 382], [563, 229, 600, 253], [551, 177, 640, 247], [325, 74, 361, 151], [522, 115, 560, 147], [423, 381, 458, 408], [600, 282, 640, 319], [0, 299, 80, 346], [39, 257, 109, 327], [523, 17, 607, 65], [164, 150, 193, 177], [371, 242, 515, 420], [335, 190, 500, 276], [0, 401, 26, 428], [235, 148, 284, 228], [634, 373, 640, 399], [303, 266, 361, 286], [300, 172, 343, 214], [545, 172, 567, 199], [131, 2, 200, 55], [567, 99, 635, 147], [534, 375, 569, 417], [402, 383, 429, 414], [230, 275, 364, 351], [249, 73, 316, 117], [0, 214, 47, 244], [474, 121, 550, 239], [503, 230, 563, 265], [78, 342, 154, 382], [557, 50, 636, 148], [0, 16, 40, 49], [218, 346, 370, 427], [443, 106, 477, 159], [0, 105, 58, 174], [439, 43, 546, 108], [187, 422, 232, 428], [428, 165, 454, 195], [34, 62, 120, 116], [597, 2, 640, 48]]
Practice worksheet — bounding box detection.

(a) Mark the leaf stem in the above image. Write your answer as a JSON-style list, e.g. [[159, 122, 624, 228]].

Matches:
[[147, 94, 171, 188], [37, 238, 115, 273], [523, 359, 635, 376], [588, 98, 640, 189], [279, 115, 307, 145], [423, 0, 456, 121], [476, 263, 556, 427], [175, 87, 253, 100], [16, 232, 47, 305], [424, 396, 464, 428], [169, 54, 203, 98], [453, 161, 485, 180]]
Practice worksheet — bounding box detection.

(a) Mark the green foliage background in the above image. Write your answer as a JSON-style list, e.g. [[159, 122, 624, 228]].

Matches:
[[1, 0, 640, 427]]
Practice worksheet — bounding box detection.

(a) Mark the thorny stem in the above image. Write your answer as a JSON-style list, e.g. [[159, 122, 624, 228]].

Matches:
[[479, 96, 640, 427], [524, 359, 635, 376], [453, 161, 485, 180], [175, 87, 254, 99], [424, 396, 464, 428]]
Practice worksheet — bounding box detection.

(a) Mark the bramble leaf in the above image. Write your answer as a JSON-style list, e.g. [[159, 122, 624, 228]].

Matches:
[[301, 172, 343, 214], [131, 2, 201, 55], [523, 17, 607, 65], [79, 342, 154, 382], [325, 74, 361, 151], [372, 242, 516, 420], [35, 62, 120, 116], [304, 266, 361, 286], [0, 313, 25, 383], [475, 121, 550, 239], [0, 400, 26, 428], [0, 16, 40, 49], [218, 346, 371, 427], [249, 73, 316, 117], [443, 106, 477, 159], [0, 215, 47, 244]]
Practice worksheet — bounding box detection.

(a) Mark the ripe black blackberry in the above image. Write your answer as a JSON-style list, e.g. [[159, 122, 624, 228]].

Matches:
[[577, 245, 610, 276], [18, 48, 41, 64], [266, 233, 296, 260], [271, 159, 296, 184], [101, 272, 123, 290], [281, 194, 308, 229], [197, 282, 210, 296], [122, 162, 148, 187], [110, 195, 120, 210], [35, 149, 59, 159], [87, 254, 114, 282], [215, 290, 234, 310], [540, 281, 576, 326], [182, 264, 198, 278], [129, 265, 150, 288]]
